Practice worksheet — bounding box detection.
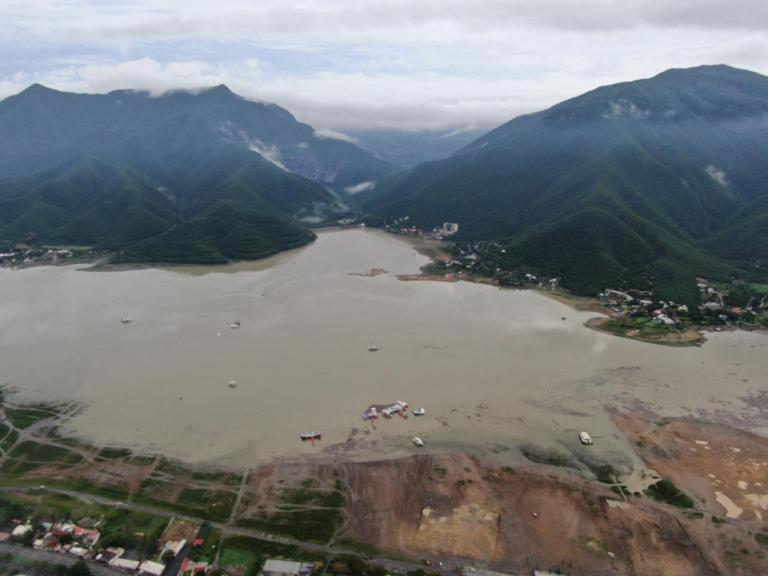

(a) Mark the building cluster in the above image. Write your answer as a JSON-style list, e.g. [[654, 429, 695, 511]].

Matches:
[[0, 246, 76, 267], [385, 217, 460, 240], [0, 513, 211, 576], [599, 288, 689, 327], [0, 509, 325, 576]]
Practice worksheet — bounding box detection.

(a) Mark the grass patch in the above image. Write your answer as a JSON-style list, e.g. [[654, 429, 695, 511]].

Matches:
[[220, 535, 322, 576], [44, 477, 130, 501], [191, 469, 243, 487], [0, 459, 46, 475], [99, 508, 167, 556], [236, 507, 343, 544], [9, 441, 82, 464], [154, 457, 192, 477], [645, 479, 694, 508], [335, 536, 380, 556], [190, 526, 221, 562], [281, 487, 344, 508], [98, 447, 133, 459], [520, 445, 577, 468], [1, 430, 19, 452], [755, 532, 768, 547], [177, 488, 236, 522], [4, 408, 53, 429]]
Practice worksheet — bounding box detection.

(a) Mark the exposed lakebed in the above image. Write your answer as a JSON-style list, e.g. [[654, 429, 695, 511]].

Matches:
[[0, 229, 766, 469]]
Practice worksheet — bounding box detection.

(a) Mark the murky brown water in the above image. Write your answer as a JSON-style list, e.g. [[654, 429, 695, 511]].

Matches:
[[1, 229, 766, 469]]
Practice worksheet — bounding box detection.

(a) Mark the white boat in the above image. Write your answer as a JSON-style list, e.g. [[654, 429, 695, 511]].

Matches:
[[413, 408, 426, 416], [301, 431, 322, 442], [229, 321, 241, 329], [412, 436, 425, 447], [578, 431, 594, 445], [367, 345, 380, 352], [363, 407, 378, 420], [228, 380, 237, 388], [120, 317, 133, 324]]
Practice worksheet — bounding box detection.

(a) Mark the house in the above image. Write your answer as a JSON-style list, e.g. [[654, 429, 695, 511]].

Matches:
[[461, 568, 514, 576], [653, 314, 675, 326], [440, 222, 460, 236], [96, 547, 125, 563], [260, 559, 314, 576], [0, 532, 10, 542], [111, 557, 141, 571], [139, 560, 166, 576], [179, 557, 209, 576], [701, 301, 722, 312], [11, 524, 33, 538], [603, 289, 634, 303], [160, 538, 187, 558]]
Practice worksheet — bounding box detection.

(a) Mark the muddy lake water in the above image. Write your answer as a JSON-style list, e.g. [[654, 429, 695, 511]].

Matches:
[[1, 228, 766, 471]]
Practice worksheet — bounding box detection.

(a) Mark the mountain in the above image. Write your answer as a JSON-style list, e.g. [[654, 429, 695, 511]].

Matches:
[[367, 65, 768, 303], [0, 84, 394, 261], [346, 127, 487, 168]]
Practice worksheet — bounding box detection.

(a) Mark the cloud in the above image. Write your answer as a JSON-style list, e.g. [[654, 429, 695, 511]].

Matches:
[[2, 2, 768, 131], [706, 165, 729, 186], [313, 128, 359, 143], [345, 181, 376, 194]]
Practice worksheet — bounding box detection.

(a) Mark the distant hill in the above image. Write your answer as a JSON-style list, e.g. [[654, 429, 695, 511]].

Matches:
[[367, 65, 768, 302], [0, 84, 394, 262], [347, 127, 487, 168]]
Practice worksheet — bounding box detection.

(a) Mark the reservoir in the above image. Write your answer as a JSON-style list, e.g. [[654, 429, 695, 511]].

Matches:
[[0, 229, 766, 468]]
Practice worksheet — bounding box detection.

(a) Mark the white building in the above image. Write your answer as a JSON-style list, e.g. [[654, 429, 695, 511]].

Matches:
[[139, 560, 166, 576], [110, 557, 140, 571], [260, 559, 314, 576], [11, 524, 33, 538], [440, 222, 460, 236]]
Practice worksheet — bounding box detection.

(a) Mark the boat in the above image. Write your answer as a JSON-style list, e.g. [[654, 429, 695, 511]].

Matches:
[[300, 431, 322, 442], [363, 407, 378, 420], [381, 400, 408, 418], [412, 436, 425, 447], [413, 408, 426, 416], [120, 317, 133, 324], [229, 321, 241, 329], [228, 380, 237, 388], [367, 345, 380, 352], [578, 431, 594, 445]]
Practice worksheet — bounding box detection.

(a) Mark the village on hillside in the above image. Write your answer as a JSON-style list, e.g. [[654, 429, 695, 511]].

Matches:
[[386, 219, 768, 335]]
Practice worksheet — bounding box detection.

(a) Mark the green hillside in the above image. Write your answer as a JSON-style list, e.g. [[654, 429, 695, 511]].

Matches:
[[0, 84, 393, 263], [368, 65, 768, 302], [114, 201, 315, 264]]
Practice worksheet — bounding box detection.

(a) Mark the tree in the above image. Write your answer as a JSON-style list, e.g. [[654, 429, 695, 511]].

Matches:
[[67, 560, 92, 576], [161, 549, 176, 564]]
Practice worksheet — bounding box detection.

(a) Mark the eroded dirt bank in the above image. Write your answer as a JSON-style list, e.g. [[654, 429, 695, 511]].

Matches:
[[339, 451, 767, 576]]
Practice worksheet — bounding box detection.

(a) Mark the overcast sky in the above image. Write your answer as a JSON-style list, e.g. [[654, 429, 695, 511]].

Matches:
[[2, 0, 768, 131]]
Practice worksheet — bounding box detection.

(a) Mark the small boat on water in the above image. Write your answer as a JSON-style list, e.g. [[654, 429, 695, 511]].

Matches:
[[578, 431, 594, 445], [412, 436, 425, 447], [381, 400, 408, 418], [228, 380, 237, 388], [301, 431, 322, 442], [413, 408, 426, 416], [367, 345, 380, 352], [229, 321, 241, 330], [363, 406, 378, 420], [120, 317, 134, 324]]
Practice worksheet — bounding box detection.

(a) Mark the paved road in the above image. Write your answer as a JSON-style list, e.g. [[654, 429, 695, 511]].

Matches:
[[0, 486, 455, 575], [0, 542, 123, 576]]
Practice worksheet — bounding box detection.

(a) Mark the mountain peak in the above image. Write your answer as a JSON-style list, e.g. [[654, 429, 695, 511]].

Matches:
[[19, 83, 58, 96]]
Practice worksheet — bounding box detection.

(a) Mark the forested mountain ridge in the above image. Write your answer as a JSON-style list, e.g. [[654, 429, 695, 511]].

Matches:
[[367, 65, 768, 302]]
